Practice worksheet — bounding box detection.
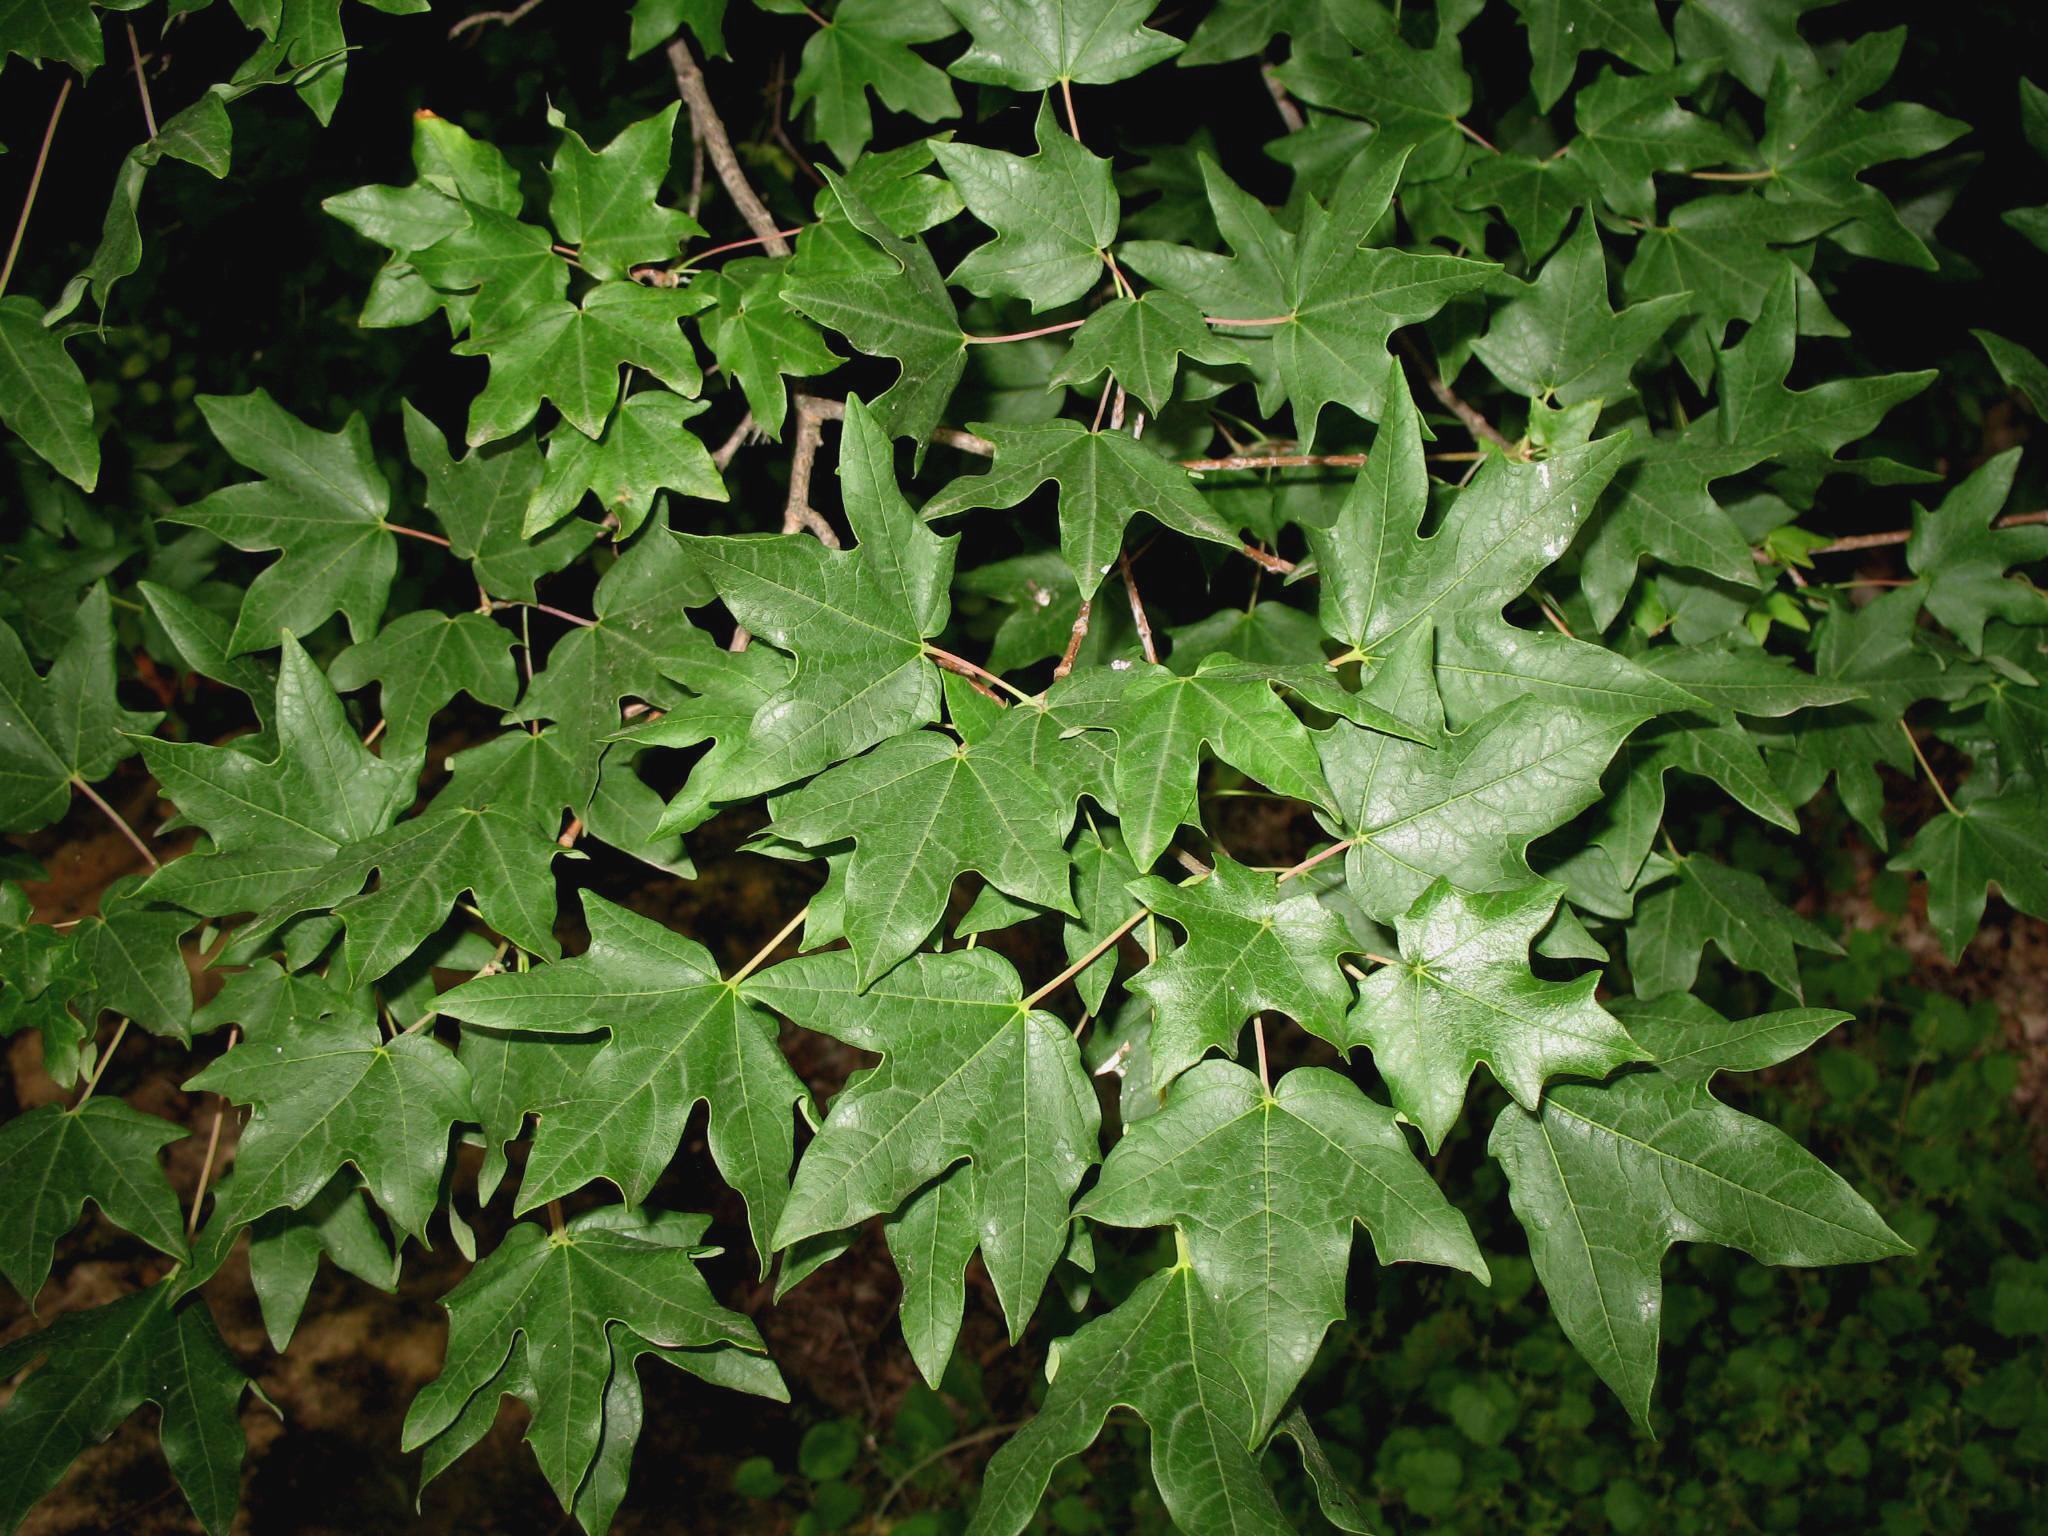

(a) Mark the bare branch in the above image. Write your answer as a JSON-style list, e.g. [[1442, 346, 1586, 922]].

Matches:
[[666, 35, 790, 257]]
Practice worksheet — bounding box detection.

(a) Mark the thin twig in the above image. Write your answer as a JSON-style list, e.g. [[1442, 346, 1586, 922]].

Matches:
[[711, 412, 757, 469], [1899, 720, 1960, 817], [362, 718, 387, 749], [448, 0, 547, 40], [1261, 64, 1305, 133], [1254, 1016, 1271, 1093], [1054, 596, 1092, 680], [1119, 551, 1159, 664], [925, 644, 1033, 703], [1453, 119, 1498, 153], [1689, 167, 1774, 181], [1022, 908, 1149, 1010], [666, 35, 790, 257], [870, 1423, 1024, 1534], [1806, 510, 2048, 555], [386, 521, 452, 547], [682, 227, 809, 267], [185, 1027, 238, 1234], [1397, 333, 1512, 452], [1182, 451, 1368, 473], [75, 1018, 132, 1108], [557, 815, 583, 849], [493, 598, 596, 628], [1060, 77, 1081, 142], [72, 776, 159, 870], [1205, 314, 1298, 328], [966, 318, 1089, 345], [0, 76, 71, 300], [125, 24, 158, 140], [729, 905, 812, 986]]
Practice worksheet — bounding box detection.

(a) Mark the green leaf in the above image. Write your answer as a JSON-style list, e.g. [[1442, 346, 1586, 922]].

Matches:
[[1305, 357, 1629, 654], [694, 257, 840, 440], [1124, 154, 1495, 445], [0, 1100, 188, 1304], [1275, 0, 1473, 170], [1609, 992, 1849, 1081], [1048, 289, 1247, 415], [1454, 152, 1598, 262], [784, 174, 965, 446], [1907, 448, 2048, 652], [185, 1011, 472, 1276], [0, 296, 98, 491], [923, 418, 1241, 597], [1324, 692, 1644, 922], [791, 0, 960, 167], [510, 524, 710, 788], [1348, 879, 1647, 1151], [766, 729, 1074, 984], [0, 585, 163, 834], [1491, 1059, 1908, 1425], [941, 0, 1183, 90], [627, 0, 725, 58], [0, 1285, 252, 1536], [329, 611, 519, 762], [0, 885, 88, 1089], [1565, 65, 1742, 221], [1510, 0, 1671, 110], [547, 103, 702, 280], [1888, 788, 2048, 962], [933, 98, 1117, 311], [1471, 212, 1687, 406], [680, 395, 954, 799], [1758, 29, 1966, 270], [65, 883, 198, 1043], [1081, 1061, 1487, 1430], [1976, 329, 2048, 418], [455, 281, 712, 444], [1058, 655, 1336, 868], [401, 1207, 768, 1509], [142, 637, 411, 919], [525, 391, 728, 541], [1126, 852, 1355, 1086], [402, 404, 598, 602], [967, 1260, 1289, 1536], [409, 202, 567, 337], [246, 1173, 398, 1352], [437, 892, 807, 1270], [169, 390, 397, 654], [241, 797, 564, 988], [1628, 852, 1842, 999], [746, 948, 1099, 1340]]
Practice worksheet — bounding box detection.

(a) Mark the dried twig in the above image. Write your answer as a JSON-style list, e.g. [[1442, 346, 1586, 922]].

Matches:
[[73, 776, 159, 870], [1054, 596, 1093, 680], [186, 1027, 239, 1235], [1120, 551, 1159, 664], [1262, 64, 1305, 133], [666, 35, 789, 257], [1397, 333, 1512, 453], [1, 76, 71, 300], [448, 0, 547, 39], [125, 23, 158, 140]]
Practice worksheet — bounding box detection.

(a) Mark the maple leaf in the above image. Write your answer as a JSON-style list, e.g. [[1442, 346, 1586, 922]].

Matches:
[[1123, 153, 1495, 445], [746, 949, 1100, 1340], [1906, 448, 2048, 651], [1564, 64, 1742, 221], [0, 585, 163, 834], [1347, 879, 1647, 1151], [409, 203, 567, 338], [1080, 1061, 1487, 1431], [0, 885, 88, 1088], [437, 892, 808, 1270], [546, 104, 701, 280], [1454, 152, 1598, 261], [329, 611, 518, 763], [1888, 787, 2048, 962], [922, 418, 1241, 597], [167, 391, 399, 654], [694, 257, 840, 440], [523, 390, 726, 542], [1628, 850, 1842, 999], [0, 297, 97, 491], [0, 1099, 188, 1304], [401, 405, 596, 601], [1274, 0, 1474, 172], [1757, 29, 1967, 270], [455, 281, 712, 444], [183, 1013, 473, 1279], [246, 1175, 398, 1353], [1049, 289, 1247, 415], [1304, 355, 1629, 657], [401, 1208, 771, 1510], [791, 0, 961, 167], [967, 1259, 1289, 1536], [1126, 853, 1356, 1086], [1510, 0, 1671, 109], [1055, 655, 1339, 869], [1471, 211, 1688, 406], [63, 881, 199, 1044], [933, 98, 1118, 311], [510, 524, 709, 787], [941, 0, 1184, 91], [142, 637, 412, 920], [680, 395, 955, 800], [0, 1285, 252, 1536], [1491, 1003, 1907, 1424], [783, 176, 966, 446], [765, 729, 1074, 985]]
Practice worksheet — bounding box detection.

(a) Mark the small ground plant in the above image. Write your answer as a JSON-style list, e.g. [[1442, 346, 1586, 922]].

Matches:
[[1, 2, 2044, 1532]]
